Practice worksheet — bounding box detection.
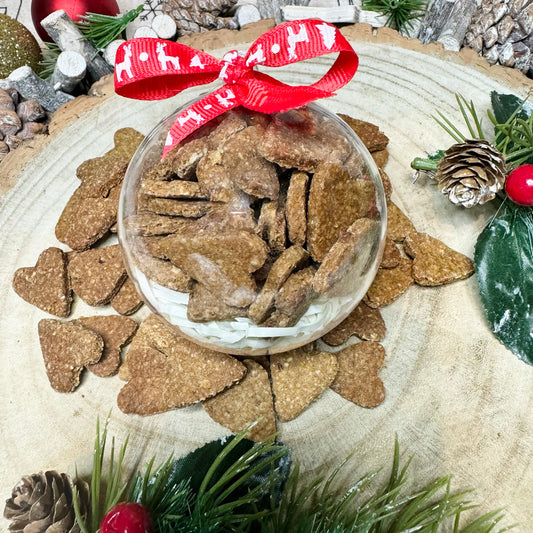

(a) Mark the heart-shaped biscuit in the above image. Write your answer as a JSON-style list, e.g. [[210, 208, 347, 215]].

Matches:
[[321, 301, 386, 346], [55, 185, 120, 251], [68, 244, 127, 306], [330, 341, 386, 408], [307, 163, 375, 262], [386, 201, 416, 243], [12, 247, 71, 317], [404, 232, 475, 286], [76, 315, 138, 377], [159, 230, 268, 307], [38, 319, 103, 392], [203, 359, 276, 442], [117, 314, 246, 415], [271, 346, 338, 422], [364, 256, 414, 308]]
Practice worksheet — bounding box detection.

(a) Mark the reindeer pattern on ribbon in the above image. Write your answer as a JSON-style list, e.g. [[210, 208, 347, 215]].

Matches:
[[114, 19, 357, 156]]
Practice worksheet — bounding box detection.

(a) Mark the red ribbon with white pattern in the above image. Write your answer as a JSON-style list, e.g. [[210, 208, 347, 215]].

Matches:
[[114, 20, 358, 157]]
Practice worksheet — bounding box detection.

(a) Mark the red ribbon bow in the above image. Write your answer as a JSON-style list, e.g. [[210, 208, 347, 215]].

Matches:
[[114, 20, 358, 157]]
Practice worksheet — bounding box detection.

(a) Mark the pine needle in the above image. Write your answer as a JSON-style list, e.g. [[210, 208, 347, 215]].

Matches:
[[38, 42, 61, 81], [432, 94, 486, 144], [77, 5, 143, 50], [74, 416, 132, 533], [259, 438, 513, 533]]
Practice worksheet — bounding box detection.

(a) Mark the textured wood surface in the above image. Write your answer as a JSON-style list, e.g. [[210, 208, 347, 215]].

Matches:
[[1, 24, 533, 531]]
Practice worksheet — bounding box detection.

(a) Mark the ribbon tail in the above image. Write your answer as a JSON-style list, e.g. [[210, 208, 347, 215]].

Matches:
[[163, 86, 241, 157]]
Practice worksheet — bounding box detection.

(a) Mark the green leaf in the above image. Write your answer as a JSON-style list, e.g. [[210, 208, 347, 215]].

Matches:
[[474, 200, 533, 364], [490, 91, 533, 124]]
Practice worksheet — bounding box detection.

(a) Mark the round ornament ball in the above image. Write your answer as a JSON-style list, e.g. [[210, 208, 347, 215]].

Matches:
[[505, 164, 533, 206], [0, 14, 42, 79], [31, 0, 120, 41], [100, 502, 154, 533]]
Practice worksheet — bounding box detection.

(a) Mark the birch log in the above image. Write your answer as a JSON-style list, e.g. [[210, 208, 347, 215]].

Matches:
[[417, 0, 478, 51], [151, 14, 177, 39], [51, 51, 87, 94], [40, 10, 113, 82], [257, 0, 311, 23], [236, 5, 262, 27], [8, 67, 73, 112], [104, 40, 126, 67], [281, 5, 358, 23]]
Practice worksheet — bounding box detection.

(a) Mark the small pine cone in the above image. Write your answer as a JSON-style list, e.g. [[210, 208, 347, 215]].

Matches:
[[163, 0, 238, 34], [436, 139, 506, 208], [4, 471, 90, 533], [193, 0, 237, 16]]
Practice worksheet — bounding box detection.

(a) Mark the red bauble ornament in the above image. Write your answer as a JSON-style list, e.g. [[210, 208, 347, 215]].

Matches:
[[100, 503, 154, 533], [505, 164, 533, 206], [31, 0, 120, 41]]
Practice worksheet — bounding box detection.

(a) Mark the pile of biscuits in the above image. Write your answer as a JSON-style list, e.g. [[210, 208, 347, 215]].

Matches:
[[12, 128, 146, 389], [11, 113, 475, 440], [125, 107, 382, 329]]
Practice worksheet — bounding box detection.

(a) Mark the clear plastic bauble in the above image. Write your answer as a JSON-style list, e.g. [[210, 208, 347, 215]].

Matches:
[[118, 101, 387, 355]]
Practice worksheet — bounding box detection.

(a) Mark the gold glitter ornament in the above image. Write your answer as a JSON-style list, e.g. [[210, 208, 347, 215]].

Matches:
[[0, 14, 42, 79]]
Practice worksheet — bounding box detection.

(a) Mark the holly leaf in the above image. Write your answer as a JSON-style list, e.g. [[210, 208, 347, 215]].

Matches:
[[490, 91, 533, 124], [475, 200, 533, 364]]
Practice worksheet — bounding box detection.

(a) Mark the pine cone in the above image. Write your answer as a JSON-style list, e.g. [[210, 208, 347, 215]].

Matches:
[[464, 0, 533, 75], [436, 139, 507, 208], [4, 471, 90, 533], [162, 0, 239, 35]]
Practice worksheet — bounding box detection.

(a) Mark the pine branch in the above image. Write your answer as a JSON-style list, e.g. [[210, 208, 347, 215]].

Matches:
[[258, 439, 512, 533], [73, 422, 513, 533], [77, 5, 143, 50]]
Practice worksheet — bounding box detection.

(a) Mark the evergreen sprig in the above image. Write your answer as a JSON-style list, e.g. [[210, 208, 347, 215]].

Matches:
[[412, 92, 533, 174], [77, 5, 144, 50], [411, 94, 487, 173], [71, 422, 514, 533], [131, 431, 290, 532], [489, 104, 533, 166], [260, 438, 512, 533], [361, 0, 427, 35]]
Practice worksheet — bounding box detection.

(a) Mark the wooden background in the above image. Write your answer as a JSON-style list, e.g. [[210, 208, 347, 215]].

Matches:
[[2, 21, 533, 532]]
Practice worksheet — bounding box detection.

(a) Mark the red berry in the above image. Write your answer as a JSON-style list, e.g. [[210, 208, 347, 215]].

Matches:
[[505, 164, 533, 206], [100, 502, 154, 533]]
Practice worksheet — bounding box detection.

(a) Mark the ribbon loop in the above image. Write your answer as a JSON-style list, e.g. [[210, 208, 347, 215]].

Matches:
[[114, 19, 358, 156]]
